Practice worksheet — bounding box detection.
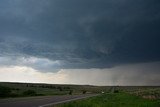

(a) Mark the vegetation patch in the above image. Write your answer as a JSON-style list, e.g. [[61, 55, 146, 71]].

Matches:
[[54, 93, 160, 107], [23, 90, 37, 96], [0, 85, 11, 98], [0, 82, 105, 98], [129, 88, 160, 100]]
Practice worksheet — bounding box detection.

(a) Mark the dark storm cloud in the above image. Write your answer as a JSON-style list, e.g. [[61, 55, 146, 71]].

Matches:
[[0, 0, 160, 68]]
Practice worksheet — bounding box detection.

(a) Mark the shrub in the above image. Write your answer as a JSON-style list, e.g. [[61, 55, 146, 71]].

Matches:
[[0, 85, 11, 97], [57, 87, 63, 91], [23, 90, 37, 96], [82, 90, 87, 94], [114, 90, 119, 93], [69, 90, 73, 95]]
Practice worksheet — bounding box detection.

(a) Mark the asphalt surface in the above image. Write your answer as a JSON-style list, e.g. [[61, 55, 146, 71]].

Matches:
[[0, 94, 98, 107]]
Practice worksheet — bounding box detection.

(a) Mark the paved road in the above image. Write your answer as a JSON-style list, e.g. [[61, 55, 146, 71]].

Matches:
[[0, 94, 98, 107]]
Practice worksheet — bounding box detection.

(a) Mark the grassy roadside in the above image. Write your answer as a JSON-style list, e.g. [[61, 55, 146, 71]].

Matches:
[[53, 93, 160, 107]]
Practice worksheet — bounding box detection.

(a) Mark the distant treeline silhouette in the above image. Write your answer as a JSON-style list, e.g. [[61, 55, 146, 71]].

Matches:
[[26, 84, 71, 91]]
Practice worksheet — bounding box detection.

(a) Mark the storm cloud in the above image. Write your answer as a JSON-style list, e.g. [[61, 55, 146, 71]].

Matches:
[[0, 0, 160, 69]]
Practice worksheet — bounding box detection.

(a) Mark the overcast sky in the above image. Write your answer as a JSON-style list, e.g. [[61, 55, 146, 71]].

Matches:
[[0, 0, 160, 85]]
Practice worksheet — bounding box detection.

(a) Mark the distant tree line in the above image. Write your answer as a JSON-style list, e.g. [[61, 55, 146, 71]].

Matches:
[[26, 84, 71, 91]]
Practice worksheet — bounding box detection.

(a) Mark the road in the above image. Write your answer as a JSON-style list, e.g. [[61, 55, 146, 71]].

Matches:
[[0, 94, 98, 107]]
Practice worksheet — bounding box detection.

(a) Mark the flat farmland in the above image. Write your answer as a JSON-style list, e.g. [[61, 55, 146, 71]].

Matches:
[[0, 82, 160, 107]]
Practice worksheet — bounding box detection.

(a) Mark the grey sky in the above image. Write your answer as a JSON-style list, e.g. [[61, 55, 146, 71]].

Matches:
[[0, 0, 160, 85]]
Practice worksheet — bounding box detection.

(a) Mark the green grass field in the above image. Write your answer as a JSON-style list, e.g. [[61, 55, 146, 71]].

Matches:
[[54, 93, 160, 107]]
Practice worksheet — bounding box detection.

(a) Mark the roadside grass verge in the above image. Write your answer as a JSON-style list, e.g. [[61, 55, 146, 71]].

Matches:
[[53, 93, 160, 107]]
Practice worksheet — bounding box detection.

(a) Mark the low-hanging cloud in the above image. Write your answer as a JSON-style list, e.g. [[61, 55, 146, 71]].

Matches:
[[57, 62, 160, 86], [0, 56, 61, 72], [1, 62, 159, 85]]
